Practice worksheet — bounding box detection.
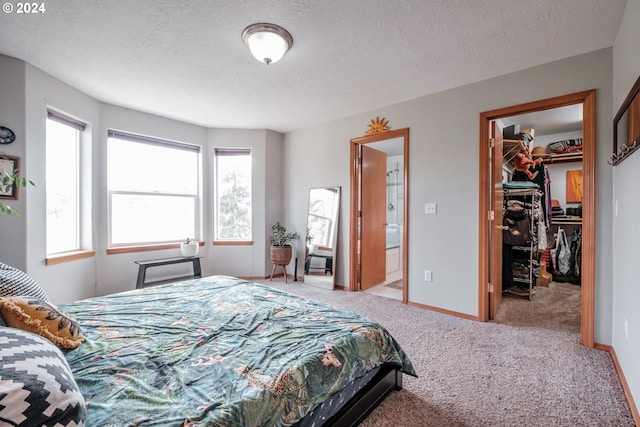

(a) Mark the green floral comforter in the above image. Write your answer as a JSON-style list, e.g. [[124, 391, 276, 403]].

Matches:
[[61, 276, 415, 427]]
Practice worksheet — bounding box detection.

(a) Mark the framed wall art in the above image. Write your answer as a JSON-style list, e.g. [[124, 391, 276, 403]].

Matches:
[[0, 154, 20, 200], [566, 169, 583, 203]]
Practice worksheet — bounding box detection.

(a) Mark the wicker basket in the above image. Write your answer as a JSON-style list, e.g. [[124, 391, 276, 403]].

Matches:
[[270, 246, 292, 265]]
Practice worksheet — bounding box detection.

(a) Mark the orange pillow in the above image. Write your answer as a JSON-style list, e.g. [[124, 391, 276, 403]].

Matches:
[[0, 296, 84, 349]]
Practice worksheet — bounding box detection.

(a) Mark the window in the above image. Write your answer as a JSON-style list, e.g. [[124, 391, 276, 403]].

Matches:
[[46, 111, 85, 255], [214, 148, 252, 241], [108, 130, 201, 247]]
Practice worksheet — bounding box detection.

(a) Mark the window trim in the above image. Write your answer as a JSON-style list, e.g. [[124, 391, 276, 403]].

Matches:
[[46, 250, 96, 265], [108, 129, 199, 152], [45, 109, 87, 257], [47, 110, 87, 131]]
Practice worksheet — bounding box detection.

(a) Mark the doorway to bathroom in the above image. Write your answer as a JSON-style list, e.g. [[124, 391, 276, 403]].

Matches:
[[349, 128, 409, 303]]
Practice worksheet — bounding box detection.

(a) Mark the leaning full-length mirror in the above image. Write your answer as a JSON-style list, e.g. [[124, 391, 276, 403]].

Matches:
[[304, 187, 340, 289]]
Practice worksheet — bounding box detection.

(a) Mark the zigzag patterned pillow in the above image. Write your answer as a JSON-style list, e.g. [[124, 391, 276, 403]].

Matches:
[[0, 327, 86, 426], [0, 262, 49, 301]]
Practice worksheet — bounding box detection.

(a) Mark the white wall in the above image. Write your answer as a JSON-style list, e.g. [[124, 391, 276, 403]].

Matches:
[[612, 0, 640, 411], [207, 128, 284, 279], [24, 62, 101, 303], [284, 124, 354, 286], [0, 55, 27, 270], [285, 48, 614, 334]]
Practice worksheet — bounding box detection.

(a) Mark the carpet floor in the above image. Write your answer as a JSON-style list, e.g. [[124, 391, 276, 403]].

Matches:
[[263, 279, 634, 426]]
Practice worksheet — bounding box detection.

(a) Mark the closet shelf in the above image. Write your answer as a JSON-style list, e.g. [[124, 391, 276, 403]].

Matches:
[[542, 152, 583, 164], [552, 217, 582, 225], [502, 139, 582, 164], [503, 139, 523, 163]]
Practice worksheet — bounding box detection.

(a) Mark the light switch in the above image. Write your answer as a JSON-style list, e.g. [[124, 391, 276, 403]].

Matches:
[[425, 202, 437, 215]]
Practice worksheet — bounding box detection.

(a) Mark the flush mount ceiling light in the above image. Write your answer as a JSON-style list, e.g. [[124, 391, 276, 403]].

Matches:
[[242, 23, 293, 65]]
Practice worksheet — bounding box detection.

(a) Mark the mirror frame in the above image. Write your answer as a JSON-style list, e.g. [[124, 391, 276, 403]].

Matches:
[[612, 74, 640, 166], [304, 186, 340, 289]]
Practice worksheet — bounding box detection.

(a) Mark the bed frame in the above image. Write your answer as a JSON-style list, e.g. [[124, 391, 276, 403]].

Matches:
[[296, 364, 403, 426], [330, 366, 402, 425]]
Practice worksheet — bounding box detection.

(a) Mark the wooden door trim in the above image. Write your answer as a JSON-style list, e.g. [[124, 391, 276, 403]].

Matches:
[[478, 90, 596, 347], [350, 128, 409, 303]]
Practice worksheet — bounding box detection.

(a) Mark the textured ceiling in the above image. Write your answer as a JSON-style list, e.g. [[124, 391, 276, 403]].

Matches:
[[0, 0, 626, 133]]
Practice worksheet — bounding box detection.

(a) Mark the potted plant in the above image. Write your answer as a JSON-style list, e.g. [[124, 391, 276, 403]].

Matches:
[[0, 156, 35, 217], [269, 222, 299, 266], [306, 229, 317, 257], [180, 237, 199, 257]]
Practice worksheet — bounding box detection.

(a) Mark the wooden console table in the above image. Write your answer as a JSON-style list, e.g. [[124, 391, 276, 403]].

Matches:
[[135, 256, 202, 289]]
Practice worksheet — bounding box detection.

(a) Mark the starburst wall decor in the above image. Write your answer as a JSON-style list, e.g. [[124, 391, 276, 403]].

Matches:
[[365, 117, 390, 135]]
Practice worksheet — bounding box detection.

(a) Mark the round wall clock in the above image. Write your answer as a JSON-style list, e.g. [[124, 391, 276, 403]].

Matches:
[[0, 126, 15, 144]]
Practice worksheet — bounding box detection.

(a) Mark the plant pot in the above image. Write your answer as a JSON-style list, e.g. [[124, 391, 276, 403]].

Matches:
[[270, 245, 292, 265], [180, 242, 199, 257], [307, 244, 318, 255]]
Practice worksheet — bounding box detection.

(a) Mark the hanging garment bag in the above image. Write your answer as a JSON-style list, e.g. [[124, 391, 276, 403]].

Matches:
[[537, 204, 548, 251], [570, 228, 582, 278], [552, 227, 571, 275]]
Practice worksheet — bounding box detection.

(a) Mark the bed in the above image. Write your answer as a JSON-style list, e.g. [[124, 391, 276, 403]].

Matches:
[[0, 273, 415, 426]]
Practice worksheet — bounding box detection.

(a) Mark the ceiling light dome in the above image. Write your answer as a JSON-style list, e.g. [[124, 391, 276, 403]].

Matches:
[[242, 23, 293, 65]]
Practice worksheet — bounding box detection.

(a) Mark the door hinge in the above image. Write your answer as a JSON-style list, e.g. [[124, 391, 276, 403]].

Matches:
[[488, 283, 494, 293], [489, 138, 495, 148], [358, 211, 362, 218], [357, 263, 361, 282], [489, 210, 494, 221]]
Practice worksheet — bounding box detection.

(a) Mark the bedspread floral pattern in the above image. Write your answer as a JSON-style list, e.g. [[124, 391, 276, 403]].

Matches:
[[61, 276, 415, 426]]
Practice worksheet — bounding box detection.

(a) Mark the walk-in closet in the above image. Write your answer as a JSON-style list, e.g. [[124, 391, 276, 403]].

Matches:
[[500, 107, 583, 304]]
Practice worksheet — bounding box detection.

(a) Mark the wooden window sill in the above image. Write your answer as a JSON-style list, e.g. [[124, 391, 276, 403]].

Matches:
[[46, 250, 96, 265], [107, 241, 204, 255], [213, 240, 253, 246]]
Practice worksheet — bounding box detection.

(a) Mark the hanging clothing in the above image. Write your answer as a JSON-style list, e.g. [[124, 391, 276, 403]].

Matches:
[[514, 162, 552, 247]]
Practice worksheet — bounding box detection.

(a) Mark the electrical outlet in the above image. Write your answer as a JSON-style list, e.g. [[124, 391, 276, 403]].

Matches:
[[425, 203, 437, 215], [424, 270, 432, 282]]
